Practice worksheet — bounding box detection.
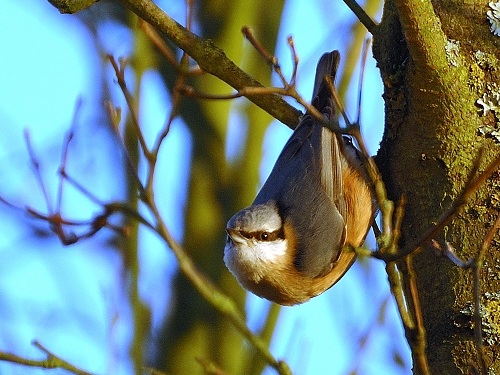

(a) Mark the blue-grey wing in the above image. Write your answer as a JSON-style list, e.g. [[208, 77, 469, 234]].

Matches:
[[253, 51, 347, 278]]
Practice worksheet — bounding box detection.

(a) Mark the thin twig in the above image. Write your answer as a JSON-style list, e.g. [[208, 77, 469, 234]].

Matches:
[[473, 213, 500, 373], [153, 83, 183, 161], [476, 212, 500, 268], [241, 26, 278, 68], [0, 341, 95, 375], [145, 4, 196, 193], [33, 341, 95, 375], [139, 20, 202, 75], [287, 36, 299, 87], [56, 98, 81, 213], [405, 255, 431, 375], [24, 130, 53, 214], [107, 55, 152, 162], [104, 101, 145, 194], [57, 129, 74, 212], [242, 26, 289, 87], [356, 39, 371, 125], [432, 240, 473, 268], [386, 261, 415, 330], [342, 0, 379, 35], [389, 195, 406, 255]]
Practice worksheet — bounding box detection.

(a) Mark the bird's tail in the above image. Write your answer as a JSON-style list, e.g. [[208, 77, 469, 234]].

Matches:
[[311, 50, 340, 116]]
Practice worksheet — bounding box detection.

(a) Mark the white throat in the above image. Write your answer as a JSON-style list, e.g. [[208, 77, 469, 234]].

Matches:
[[224, 238, 288, 283]]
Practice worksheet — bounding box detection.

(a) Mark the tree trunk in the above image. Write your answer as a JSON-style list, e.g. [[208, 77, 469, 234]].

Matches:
[[373, 0, 500, 373]]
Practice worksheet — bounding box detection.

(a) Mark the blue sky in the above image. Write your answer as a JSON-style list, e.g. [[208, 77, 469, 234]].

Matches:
[[0, 1, 410, 374]]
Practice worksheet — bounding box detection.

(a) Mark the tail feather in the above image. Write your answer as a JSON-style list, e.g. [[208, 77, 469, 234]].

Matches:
[[311, 50, 340, 115]]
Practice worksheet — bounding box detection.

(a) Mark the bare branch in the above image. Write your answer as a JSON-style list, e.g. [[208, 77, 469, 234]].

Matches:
[[116, 0, 301, 127], [47, 0, 98, 14], [405, 255, 431, 374], [24, 130, 53, 214], [241, 26, 279, 68], [342, 0, 378, 35], [139, 20, 202, 76], [0, 340, 95, 375], [107, 55, 152, 162]]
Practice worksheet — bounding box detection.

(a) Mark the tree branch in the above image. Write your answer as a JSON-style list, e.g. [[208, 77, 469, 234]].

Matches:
[[115, 0, 302, 128], [342, 0, 378, 35], [393, 0, 449, 76], [47, 0, 302, 127], [47, 0, 98, 13], [0, 341, 94, 375]]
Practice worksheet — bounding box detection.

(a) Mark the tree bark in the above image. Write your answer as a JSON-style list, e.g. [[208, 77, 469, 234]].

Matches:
[[373, 0, 500, 373]]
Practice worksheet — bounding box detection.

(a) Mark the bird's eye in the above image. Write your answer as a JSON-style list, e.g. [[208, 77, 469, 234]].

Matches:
[[260, 232, 270, 241]]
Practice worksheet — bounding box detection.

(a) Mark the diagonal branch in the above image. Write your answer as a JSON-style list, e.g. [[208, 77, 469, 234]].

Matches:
[[342, 0, 378, 34], [117, 0, 302, 128]]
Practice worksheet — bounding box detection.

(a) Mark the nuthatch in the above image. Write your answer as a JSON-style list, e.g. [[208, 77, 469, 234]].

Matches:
[[224, 51, 375, 305]]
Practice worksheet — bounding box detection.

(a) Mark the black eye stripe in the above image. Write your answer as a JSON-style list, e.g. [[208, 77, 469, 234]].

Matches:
[[240, 228, 284, 242], [240, 231, 252, 239]]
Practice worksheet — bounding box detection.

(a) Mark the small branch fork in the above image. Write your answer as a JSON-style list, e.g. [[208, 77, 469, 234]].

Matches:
[[176, 30, 320, 117], [0, 103, 135, 247], [0, 341, 94, 375]]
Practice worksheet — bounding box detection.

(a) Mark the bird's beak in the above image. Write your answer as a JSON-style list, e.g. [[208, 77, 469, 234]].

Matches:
[[226, 228, 245, 245]]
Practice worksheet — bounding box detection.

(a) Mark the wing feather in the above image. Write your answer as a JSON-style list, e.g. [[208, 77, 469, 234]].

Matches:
[[254, 51, 348, 278]]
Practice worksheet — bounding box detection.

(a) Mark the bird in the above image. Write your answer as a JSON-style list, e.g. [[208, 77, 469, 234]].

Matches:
[[224, 50, 375, 305]]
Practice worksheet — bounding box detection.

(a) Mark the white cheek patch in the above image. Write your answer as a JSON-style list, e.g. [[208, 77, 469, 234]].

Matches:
[[224, 239, 288, 283], [250, 239, 287, 262]]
